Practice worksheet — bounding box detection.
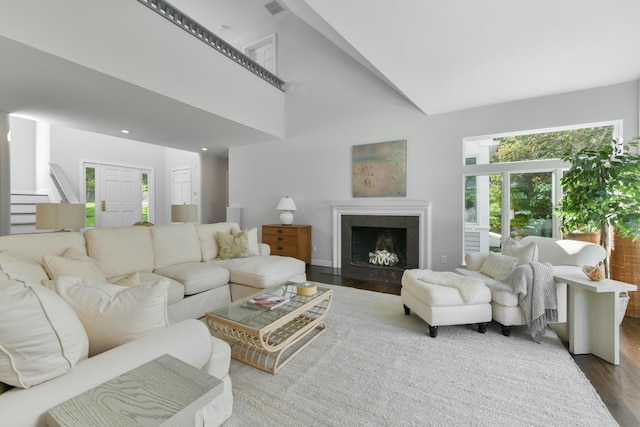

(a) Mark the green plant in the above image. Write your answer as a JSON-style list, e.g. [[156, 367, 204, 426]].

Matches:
[[555, 137, 640, 277]]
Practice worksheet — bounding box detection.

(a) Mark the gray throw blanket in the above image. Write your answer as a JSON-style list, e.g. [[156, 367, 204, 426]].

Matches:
[[489, 262, 558, 343]]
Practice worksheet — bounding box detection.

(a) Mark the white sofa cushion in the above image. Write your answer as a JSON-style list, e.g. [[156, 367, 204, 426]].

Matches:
[[150, 224, 202, 269], [0, 251, 49, 283], [211, 255, 306, 289], [479, 252, 517, 280], [0, 232, 86, 266], [84, 226, 155, 279], [0, 280, 89, 388], [195, 222, 239, 261], [153, 262, 229, 295], [56, 277, 170, 357]]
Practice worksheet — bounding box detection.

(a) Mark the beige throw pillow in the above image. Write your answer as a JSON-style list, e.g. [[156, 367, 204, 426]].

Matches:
[[233, 228, 260, 256], [0, 280, 89, 388], [217, 231, 251, 259], [56, 277, 170, 357], [479, 252, 518, 280]]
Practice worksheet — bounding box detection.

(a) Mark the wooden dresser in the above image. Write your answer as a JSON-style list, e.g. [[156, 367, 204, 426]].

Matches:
[[262, 224, 312, 264]]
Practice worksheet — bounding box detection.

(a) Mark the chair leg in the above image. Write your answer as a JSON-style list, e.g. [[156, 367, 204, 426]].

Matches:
[[501, 325, 512, 337], [403, 304, 411, 315], [477, 322, 487, 334], [428, 324, 438, 338]]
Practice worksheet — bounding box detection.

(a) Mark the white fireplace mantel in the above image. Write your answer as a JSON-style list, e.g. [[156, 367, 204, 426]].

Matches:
[[330, 200, 432, 269]]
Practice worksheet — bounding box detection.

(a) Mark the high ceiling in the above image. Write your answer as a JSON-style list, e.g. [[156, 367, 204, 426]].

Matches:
[[1, 0, 639, 155]]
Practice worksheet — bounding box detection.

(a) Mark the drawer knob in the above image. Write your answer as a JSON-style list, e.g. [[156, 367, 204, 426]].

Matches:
[[277, 229, 283, 234], [277, 237, 283, 241], [277, 246, 284, 250]]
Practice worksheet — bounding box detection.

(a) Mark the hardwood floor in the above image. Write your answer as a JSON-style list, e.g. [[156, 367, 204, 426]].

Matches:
[[307, 265, 640, 427]]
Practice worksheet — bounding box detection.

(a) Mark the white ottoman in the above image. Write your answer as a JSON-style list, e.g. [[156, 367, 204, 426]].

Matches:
[[401, 269, 492, 337]]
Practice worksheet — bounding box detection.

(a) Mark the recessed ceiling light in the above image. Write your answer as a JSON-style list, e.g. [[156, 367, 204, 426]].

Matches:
[[120, 129, 131, 134], [201, 147, 208, 151]]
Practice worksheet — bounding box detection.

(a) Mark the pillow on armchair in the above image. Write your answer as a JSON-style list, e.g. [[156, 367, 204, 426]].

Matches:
[[502, 238, 538, 265], [479, 252, 518, 280]]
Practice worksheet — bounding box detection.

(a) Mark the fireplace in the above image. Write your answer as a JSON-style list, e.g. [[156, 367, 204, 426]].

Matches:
[[341, 215, 419, 283], [330, 201, 431, 284]]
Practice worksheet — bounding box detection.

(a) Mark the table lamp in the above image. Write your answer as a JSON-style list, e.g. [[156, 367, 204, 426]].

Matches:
[[276, 197, 296, 225], [171, 204, 198, 223], [36, 203, 86, 231]]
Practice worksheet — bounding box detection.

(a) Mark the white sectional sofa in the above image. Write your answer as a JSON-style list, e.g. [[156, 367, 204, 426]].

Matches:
[[456, 236, 606, 336], [0, 221, 307, 426]]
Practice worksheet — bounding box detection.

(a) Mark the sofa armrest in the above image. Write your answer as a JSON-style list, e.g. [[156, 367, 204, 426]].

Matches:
[[0, 320, 229, 427], [259, 242, 271, 256]]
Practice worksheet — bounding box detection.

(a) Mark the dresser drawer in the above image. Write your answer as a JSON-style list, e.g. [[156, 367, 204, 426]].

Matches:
[[262, 226, 299, 237]]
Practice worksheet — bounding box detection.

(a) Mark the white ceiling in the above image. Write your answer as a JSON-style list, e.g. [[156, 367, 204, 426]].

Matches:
[[1, 0, 639, 154], [295, 0, 640, 115]]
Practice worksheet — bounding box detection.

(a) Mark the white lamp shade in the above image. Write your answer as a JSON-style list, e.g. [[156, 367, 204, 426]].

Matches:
[[36, 203, 86, 230], [276, 197, 297, 211], [171, 204, 198, 222]]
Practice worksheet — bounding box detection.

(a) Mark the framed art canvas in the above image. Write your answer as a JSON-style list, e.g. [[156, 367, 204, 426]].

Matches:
[[352, 140, 406, 197]]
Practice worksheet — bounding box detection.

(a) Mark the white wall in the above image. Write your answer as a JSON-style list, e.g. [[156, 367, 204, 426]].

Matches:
[[8, 117, 36, 193], [228, 14, 640, 269]]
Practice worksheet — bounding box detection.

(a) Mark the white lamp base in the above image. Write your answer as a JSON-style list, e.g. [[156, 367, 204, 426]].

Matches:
[[280, 211, 294, 225]]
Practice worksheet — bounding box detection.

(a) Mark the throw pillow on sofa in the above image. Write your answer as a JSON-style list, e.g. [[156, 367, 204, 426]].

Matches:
[[502, 238, 538, 265], [43, 254, 106, 283], [55, 277, 170, 357], [233, 228, 260, 256], [479, 252, 518, 280], [216, 231, 251, 259], [0, 280, 89, 388]]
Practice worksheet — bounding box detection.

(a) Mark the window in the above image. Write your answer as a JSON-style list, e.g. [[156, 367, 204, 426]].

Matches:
[[141, 172, 149, 222], [463, 122, 618, 255], [84, 165, 96, 227]]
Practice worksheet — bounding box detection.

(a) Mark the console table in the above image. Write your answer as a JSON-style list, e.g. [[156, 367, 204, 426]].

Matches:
[[554, 273, 636, 365]]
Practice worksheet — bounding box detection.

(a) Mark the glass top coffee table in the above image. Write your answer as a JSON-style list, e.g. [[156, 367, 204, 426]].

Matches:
[[205, 281, 332, 375]]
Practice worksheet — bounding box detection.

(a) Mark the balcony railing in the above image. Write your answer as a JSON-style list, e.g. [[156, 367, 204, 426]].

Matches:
[[136, 0, 285, 91]]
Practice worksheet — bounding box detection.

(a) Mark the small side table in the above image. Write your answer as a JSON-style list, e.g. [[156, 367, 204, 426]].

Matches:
[[555, 273, 637, 365], [262, 224, 312, 264], [47, 354, 223, 427]]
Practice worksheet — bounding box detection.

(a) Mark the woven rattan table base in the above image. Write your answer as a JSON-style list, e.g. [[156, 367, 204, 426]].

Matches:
[[206, 287, 332, 374]]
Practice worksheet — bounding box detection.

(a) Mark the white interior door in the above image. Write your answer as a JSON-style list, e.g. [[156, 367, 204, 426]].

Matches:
[[172, 168, 191, 204], [244, 34, 277, 74], [99, 165, 141, 227]]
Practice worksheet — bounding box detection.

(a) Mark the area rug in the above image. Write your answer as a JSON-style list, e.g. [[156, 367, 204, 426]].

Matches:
[[222, 285, 617, 426]]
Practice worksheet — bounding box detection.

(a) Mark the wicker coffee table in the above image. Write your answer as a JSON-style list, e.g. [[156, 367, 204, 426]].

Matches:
[[205, 282, 332, 374]]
